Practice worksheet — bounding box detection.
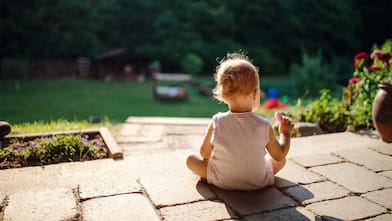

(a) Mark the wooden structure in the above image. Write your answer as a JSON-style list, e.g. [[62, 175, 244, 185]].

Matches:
[[152, 73, 192, 101], [95, 48, 153, 81]]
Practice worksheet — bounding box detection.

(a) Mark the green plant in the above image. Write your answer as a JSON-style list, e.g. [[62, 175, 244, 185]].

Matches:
[[180, 53, 204, 75], [291, 39, 391, 132], [298, 89, 348, 132], [0, 133, 107, 169], [343, 39, 392, 129], [290, 52, 338, 97]]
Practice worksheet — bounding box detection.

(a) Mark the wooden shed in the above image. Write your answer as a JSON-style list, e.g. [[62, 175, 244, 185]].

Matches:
[[94, 48, 153, 81]]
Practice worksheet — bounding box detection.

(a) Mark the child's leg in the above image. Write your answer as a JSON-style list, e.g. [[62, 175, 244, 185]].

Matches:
[[186, 154, 208, 179], [271, 157, 286, 174]]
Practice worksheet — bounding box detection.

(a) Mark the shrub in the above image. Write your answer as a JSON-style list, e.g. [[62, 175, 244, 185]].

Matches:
[[180, 53, 204, 75], [290, 52, 338, 97]]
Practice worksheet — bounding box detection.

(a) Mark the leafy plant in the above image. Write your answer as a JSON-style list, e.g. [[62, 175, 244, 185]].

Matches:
[[343, 39, 392, 129], [290, 52, 338, 97], [0, 133, 108, 169], [298, 89, 348, 132], [291, 39, 392, 132]]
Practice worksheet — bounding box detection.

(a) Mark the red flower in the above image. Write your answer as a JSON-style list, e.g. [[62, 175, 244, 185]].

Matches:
[[368, 65, 382, 71], [349, 76, 360, 84], [354, 52, 368, 69], [376, 52, 391, 61], [354, 52, 368, 61]]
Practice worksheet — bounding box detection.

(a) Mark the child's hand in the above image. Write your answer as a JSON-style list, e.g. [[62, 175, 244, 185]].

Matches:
[[275, 112, 294, 135]]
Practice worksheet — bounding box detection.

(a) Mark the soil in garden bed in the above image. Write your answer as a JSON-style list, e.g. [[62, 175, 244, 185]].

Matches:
[[0, 131, 110, 169]]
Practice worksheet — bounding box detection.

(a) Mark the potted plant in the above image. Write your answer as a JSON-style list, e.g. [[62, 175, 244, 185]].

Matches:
[[346, 39, 392, 142]]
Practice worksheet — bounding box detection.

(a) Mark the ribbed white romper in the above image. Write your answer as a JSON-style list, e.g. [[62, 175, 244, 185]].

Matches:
[[207, 111, 275, 190]]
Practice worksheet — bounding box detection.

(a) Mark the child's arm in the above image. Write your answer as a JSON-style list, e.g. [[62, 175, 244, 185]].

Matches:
[[200, 122, 214, 160], [266, 117, 294, 161]]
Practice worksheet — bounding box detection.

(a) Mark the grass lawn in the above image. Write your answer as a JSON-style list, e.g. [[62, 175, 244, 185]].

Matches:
[[0, 76, 292, 125], [0, 78, 227, 124]]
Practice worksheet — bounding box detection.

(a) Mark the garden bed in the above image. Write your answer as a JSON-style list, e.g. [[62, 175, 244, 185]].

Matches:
[[0, 127, 122, 169]]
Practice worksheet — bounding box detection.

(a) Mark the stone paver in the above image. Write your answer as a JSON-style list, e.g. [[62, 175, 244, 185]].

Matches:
[[370, 144, 392, 155], [82, 193, 159, 221], [160, 200, 237, 221], [363, 188, 392, 209], [366, 214, 392, 221], [140, 173, 216, 207], [333, 148, 392, 172], [1, 117, 392, 221], [310, 163, 392, 193], [243, 207, 317, 221], [4, 187, 79, 221], [380, 171, 392, 179], [78, 173, 141, 200], [306, 196, 387, 220], [291, 153, 343, 168], [275, 160, 325, 188], [125, 116, 210, 125], [212, 186, 296, 216], [283, 181, 350, 205]]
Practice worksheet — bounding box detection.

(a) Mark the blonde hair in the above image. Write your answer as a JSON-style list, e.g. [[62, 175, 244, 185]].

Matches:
[[213, 53, 259, 101]]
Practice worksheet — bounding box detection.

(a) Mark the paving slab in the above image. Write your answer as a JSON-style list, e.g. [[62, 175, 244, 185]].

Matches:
[[283, 181, 350, 205], [306, 196, 387, 220], [370, 144, 392, 155], [275, 160, 325, 188], [160, 200, 237, 221], [82, 193, 159, 221], [126, 116, 211, 125], [288, 132, 379, 158], [212, 186, 296, 216], [290, 153, 343, 168], [380, 171, 392, 179], [165, 125, 207, 135], [333, 148, 392, 172], [3, 187, 79, 221], [363, 188, 392, 209], [140, 173, 216, 207], [243, 207, 317, 221], [310, 163, 392, 194], [366, 214, 392, 221], [116, 124, 165, 143], [78, 171, 141, 200]]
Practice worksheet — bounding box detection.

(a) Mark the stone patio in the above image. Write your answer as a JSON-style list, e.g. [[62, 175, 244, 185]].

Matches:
[[0, 117, 391, 220]]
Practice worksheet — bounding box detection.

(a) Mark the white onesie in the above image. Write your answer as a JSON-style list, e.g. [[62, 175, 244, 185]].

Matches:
[[207, 111, 275, 190]]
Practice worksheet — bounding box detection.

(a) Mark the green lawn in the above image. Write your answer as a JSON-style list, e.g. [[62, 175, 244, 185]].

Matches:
[[0, 78, 227, 124], [0, 77, 292, 125]]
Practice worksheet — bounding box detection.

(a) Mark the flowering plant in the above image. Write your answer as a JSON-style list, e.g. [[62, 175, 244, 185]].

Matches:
[[0, 133, 107, 169], [344, 39, 392, 129]]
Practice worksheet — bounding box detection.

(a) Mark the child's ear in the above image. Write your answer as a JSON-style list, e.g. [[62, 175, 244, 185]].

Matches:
[[252, 88, 259, 99]]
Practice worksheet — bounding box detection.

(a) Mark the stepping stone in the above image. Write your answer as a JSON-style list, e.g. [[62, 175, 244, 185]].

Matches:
[[306, 196, 386, 220], [140, 173, 216, 207], [363, 188, 392, 209], [243, 207, 316, 221], [283, 181, 350, 205], [310, 163, 392, 194], [212, 186, 296, 216], [160, 200, 237, 221], [82, 193, 159, 221], [4, 188, 79, 221], [333, 148, 392, 172]]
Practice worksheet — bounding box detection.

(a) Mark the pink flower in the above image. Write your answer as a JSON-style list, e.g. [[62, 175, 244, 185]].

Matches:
[[368, 65, 382, 71], [349, 76, 360, 84]]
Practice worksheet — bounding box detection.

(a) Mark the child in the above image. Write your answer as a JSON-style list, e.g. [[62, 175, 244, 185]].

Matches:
[[186, 53, 294, 190]]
